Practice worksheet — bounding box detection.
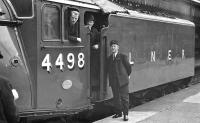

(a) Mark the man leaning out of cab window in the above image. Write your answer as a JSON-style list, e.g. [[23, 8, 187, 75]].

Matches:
[[68, 10, 81, 43]]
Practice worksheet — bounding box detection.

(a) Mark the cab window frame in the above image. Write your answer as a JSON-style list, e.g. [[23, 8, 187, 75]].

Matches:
[[41, 4, 61, 42], [63, 7, 80, 42]]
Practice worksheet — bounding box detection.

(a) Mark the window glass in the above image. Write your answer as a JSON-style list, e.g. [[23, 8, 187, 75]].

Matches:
[[42, 5, 60, 40], [9, 0, 33, 18], [64, 8, 80, 41]]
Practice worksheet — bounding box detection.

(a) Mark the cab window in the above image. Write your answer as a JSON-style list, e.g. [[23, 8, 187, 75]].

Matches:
[[42, 5, 60, 41], [64, 8, 80, 41]]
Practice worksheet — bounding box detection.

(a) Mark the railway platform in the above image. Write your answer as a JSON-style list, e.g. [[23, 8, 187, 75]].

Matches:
[[95, 83, 200, 123]]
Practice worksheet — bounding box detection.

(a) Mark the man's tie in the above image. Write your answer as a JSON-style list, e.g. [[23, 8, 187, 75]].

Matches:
[[113, 54, 115, 61]]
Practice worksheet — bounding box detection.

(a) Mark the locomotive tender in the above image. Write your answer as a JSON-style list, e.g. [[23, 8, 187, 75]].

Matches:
[[0, 0, 195, 121]]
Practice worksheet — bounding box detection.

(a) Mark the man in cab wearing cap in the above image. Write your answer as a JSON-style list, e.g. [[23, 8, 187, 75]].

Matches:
[[107, 40, 132, 121], [85, 14, 100, 99], [68, 10, 82, 43], [86, 14, 100, 50]]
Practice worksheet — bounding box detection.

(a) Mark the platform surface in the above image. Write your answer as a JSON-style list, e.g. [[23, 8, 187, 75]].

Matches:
[[95, 83, 200, 123]]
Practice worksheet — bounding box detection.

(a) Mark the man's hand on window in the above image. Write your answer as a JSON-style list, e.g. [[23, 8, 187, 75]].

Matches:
[[92, 44, 99, 49], [77, 38, 82, 42]]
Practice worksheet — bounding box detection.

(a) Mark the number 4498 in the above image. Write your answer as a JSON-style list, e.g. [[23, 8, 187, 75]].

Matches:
[[41, 53, 85, 72]]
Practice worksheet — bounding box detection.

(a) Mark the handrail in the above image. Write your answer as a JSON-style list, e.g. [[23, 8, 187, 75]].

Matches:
[[0, 20, 23, 26]]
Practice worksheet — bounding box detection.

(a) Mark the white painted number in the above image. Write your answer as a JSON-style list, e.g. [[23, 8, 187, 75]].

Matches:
[[55, 53, 64, 71], [42, 53, 85, 72], [78, 52, 85, 69], [42, 54, 52, 72], [67, 53, 75, 70]]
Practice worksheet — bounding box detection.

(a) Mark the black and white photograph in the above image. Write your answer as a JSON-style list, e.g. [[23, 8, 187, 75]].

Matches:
[[0, 0, 200, 123]]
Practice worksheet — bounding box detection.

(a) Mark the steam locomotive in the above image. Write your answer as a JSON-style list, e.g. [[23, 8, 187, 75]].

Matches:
[[0, 0, 195, 122]]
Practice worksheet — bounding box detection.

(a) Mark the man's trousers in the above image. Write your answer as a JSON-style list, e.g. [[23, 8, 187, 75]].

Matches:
[[111, 78, 129, 115]]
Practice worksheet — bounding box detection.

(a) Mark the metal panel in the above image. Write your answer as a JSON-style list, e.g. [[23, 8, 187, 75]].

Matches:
[[37, 27, 90, 111], [0, 26, 32, 111], [105, 14, 195, 93]]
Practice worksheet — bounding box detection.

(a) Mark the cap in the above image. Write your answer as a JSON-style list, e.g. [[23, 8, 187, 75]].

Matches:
[[110, 40, 119, 46], [71, 10, 79, 17]]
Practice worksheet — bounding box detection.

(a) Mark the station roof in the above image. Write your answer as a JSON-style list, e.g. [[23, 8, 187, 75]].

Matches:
[[53, 0, 127, 13], [191, 0, 200, 4], [125, 10, 194, 26], [75, 0, 93, 4], [91, 0, 127, 13]]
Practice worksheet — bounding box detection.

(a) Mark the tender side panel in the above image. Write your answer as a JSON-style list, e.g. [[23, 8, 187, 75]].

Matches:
[[106, 14, 194, 93]]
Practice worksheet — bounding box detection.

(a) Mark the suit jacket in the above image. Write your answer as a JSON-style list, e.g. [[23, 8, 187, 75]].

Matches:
[[0, 78, 17, 123], [107, 53, 132, 87], [89, 27, 100, 46], [68, 22, 79, 42]]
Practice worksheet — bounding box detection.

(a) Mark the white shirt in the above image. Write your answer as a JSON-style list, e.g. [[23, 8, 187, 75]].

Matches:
[[114, 52, 118, 57], [113, 52, 118, 60]]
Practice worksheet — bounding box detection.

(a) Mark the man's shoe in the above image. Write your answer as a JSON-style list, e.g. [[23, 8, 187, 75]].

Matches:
[[123, 115, 128, 121], [112, 113, 122, 118]]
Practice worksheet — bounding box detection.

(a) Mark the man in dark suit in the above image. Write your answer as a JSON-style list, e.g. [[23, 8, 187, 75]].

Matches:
[[107, 40, 132, 121], [85, 14, 100, 100], [0, 78, 18, 123]]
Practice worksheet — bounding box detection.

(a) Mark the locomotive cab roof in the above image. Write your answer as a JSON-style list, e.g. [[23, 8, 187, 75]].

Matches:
[[4, 0, 195, 27], [46, 0, 194, 27]]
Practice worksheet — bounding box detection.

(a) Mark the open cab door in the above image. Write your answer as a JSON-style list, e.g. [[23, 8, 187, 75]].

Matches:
[[99, 26, 113, 101]]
